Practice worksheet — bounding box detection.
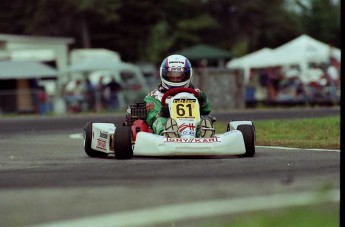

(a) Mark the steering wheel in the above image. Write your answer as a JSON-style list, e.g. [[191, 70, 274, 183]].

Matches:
[[161, 87, 199, 106]]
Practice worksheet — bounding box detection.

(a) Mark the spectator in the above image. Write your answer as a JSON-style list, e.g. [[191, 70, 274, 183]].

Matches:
[[304, 63, 324, 98], [327, 58, 339, 83], [37, 86, 47, 115], [120, 72, 131, 89], [295, 82, 309, 100], [276, 65, 301, 102], [85, 78, 96, 112], [61, 82, 71, 110], [276, 84, 295, 101], [267, 67, 282, 100], [325, 56, 340, 98], [259, 68, 269, 88], [68, 79, 85, 113], [95, 76, 107, 112], [106, 76, 122, 111]]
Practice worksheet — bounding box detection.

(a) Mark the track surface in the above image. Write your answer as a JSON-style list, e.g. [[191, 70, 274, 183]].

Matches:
[[0, 107, 340, 226]]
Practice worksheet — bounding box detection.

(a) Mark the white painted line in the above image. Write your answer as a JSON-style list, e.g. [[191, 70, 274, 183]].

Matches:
[[257, 145, 340, 152], [33, 189, 339, 227], [69, 133, 83, 139]]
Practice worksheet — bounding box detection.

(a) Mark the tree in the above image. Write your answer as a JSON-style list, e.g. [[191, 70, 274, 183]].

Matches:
[[295, 0, 340, 48], [131, 0, 218, 64], [0, 0, 34, 34], [1, 0, 121, 48], [204, 0, 303, 57], [0, 0, 340, 63]]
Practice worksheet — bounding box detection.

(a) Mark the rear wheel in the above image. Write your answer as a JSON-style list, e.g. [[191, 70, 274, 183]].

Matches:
[[237, 125, 255, 157], [114, 125, 133, 159], [84, 122, 108, 158]]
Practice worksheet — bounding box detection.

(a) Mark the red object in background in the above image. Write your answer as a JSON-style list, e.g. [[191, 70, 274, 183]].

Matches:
[[37, 90, 47, 103], [131, 84, 142, 90], [309, 81, 321, 88]]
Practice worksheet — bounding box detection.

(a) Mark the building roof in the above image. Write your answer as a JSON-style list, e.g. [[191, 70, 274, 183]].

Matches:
[[175, 44, 232, 60], [0, 61, 58, 79], [0, 33, 74, 44]]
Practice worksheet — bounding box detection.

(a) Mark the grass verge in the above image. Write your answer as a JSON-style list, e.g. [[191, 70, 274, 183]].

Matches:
[[196, 203, 339, 227], [215, 116, 340, 150]]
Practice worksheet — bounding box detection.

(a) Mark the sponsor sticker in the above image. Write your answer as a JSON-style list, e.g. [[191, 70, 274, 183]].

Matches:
[[178, 123, 196, 131], [178, 123, 196, 136], [96, 138, 107, 150], [164, 137, 220, 143], [146, 102, 155, 111], [172, 99, 196, 103], [100, 131, 108, 139]]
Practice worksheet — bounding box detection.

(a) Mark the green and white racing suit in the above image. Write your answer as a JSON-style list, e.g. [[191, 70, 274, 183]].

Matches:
[[143, 85, 211, 136]]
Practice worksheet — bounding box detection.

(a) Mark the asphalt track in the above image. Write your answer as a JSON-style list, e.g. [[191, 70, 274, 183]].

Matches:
[[0, 107, 340, 226]]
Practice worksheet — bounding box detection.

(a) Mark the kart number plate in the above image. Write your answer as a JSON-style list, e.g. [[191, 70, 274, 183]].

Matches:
[[171, 99, 200, 121]]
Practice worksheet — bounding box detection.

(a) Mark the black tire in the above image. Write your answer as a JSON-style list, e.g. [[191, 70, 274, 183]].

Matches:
[[84, 122, 109, 158], [237, 125, 255, 158], [114, 125, 133, 159]]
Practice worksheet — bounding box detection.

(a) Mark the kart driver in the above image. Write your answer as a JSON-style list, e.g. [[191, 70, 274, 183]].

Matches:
[[144, 54, 214, 138]]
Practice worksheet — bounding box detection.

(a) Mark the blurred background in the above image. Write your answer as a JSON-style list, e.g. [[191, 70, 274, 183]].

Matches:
[[0, 0, 341, 115]]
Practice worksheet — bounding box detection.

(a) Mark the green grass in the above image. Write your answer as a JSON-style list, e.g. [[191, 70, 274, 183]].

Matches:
[[200, 204, 339, 227], [215, 116, 340, 150], [234, 207, 339, 227]]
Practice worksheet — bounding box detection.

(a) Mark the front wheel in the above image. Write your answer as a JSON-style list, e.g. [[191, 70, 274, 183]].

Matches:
[[114, 125, 133, 159], [84, 122, 109, 158], [237, 125, 255, 158]]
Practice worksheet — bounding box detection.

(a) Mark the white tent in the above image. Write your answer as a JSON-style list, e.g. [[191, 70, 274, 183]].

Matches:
[[227, 34, 341, 83], [274, 34, 340, 62], [227, 48, 275, 69], [226, 48, 276, 83], [272, 34, 341, 72]]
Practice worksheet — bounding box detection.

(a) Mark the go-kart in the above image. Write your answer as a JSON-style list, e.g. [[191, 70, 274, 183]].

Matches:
[[83, 87, 255, 159]]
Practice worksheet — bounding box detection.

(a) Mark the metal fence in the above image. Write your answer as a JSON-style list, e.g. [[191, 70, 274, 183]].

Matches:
[[0, 68, 340, 115], [0, 89, 148, 115]]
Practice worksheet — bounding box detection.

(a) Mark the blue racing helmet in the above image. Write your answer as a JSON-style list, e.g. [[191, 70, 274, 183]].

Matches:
[[159, 54, 192, 89]]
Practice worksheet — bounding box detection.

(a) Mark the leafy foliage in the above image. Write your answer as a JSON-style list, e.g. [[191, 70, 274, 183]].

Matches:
[[0, 0, 340, 63], [296, 0, 341, 47]]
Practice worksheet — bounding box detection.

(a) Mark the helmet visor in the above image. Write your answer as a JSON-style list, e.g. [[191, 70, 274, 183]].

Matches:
[[162, 67, 190, 83]]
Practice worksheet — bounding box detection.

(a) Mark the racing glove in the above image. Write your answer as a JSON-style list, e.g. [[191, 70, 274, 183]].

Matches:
[[159, 105, 170, 118], [197, 91, 207, 107]]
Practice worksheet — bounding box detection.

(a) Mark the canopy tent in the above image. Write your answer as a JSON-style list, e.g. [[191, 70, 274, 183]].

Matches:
[[227, 48, 276, 83], [63, 58, 141, 73], [0, 61, 58, 79], [271, 34, 341, 72], [175, 44, 232, 67], [227, 47, 276, 69], [226, 34, 341, 83]]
